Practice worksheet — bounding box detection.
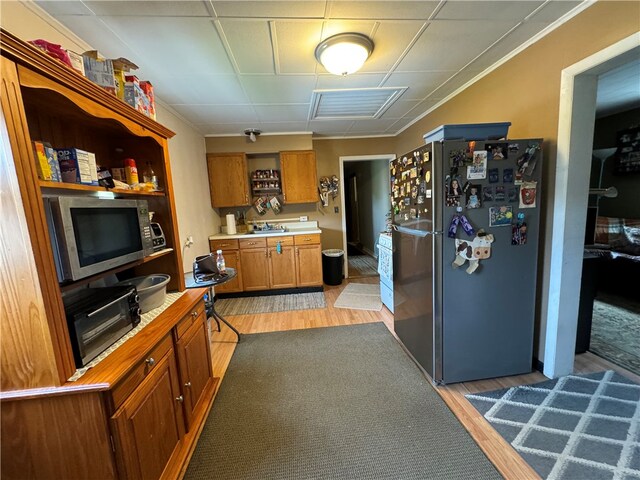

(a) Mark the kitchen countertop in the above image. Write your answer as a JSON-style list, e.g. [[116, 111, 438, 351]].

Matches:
[[209, 219, 322, 240], [208, 228, 321, 240]]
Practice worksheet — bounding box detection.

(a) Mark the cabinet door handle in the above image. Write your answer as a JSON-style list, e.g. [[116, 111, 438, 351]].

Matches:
[[304, 238, 311, 241], [176, 395, 184, 403], [245, 193, 248, 203], [191, 311, 198, 318], [184, 382, 192, 388], [145, 357, 156, 367]]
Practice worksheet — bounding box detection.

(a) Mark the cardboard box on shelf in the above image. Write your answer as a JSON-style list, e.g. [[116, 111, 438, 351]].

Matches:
[[111, 167, 126, 182], [33, 141, 53, 181], [112, 57, 138, 101], [82, 51, 116, 95], [43, 143, 62, 182], [124, 80, 151, 117], [140, 81, 156, 120], [67, 50, 85, 76], [56, 148, 96, 185]]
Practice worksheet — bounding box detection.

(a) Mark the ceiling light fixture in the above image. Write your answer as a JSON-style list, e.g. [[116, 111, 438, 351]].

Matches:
[[315, 33, 374, 76], [244, 128, 261, 142]]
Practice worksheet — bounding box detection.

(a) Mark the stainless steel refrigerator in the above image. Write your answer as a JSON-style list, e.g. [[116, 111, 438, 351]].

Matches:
[[391, 138, 542, 384]]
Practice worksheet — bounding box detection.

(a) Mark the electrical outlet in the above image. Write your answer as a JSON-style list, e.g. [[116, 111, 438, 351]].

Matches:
[[299, 216, 308, 222], [334, 207, 339, 213], [184, 235, 194, 248]]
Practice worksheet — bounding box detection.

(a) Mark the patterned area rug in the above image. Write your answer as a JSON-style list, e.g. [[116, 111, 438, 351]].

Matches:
[[334, 282, 382, 311], [215, 292, 326, 316], [590, 293, 640, 376], [348, 254, 379, 277], [466, 371, 640, 480]]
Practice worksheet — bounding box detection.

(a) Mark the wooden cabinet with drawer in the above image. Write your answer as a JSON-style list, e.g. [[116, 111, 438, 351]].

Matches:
[[267, 236, 297, 289], [110, 347, 186, 480], [294, 234, 323, 287], [239, 237, 270, 291], [209, 239, 243, 293], [175, 307, 214, 429]]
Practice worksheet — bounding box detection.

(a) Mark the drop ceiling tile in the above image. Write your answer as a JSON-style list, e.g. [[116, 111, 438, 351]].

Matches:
[[273, 21, 324, 73], [347, 118, 403, 132], [212, 1, 326, 18], [240, 75, 317, 103], [48, 15, 141, 59], [397, 20, 518, 72], [256, 121, 311, 133], [254, 105, 311, 123], [316, 73, 386, 89], [404, 97, 449, 122], [430, 69, 483, 99], [380, 99, 422, 119], [381, 71, 457, 100], [153, 75, 248, 105], [171, 104, 257, 124], [360, 21, 428, 73], [35, 1, 94, 16], [95, 17, 235, 75], [309, 119, 356, 134], [435, 1, 543, 20], [83, 1, 212, 16], [465, 21, 550, 73], [197, 123, 250, 135], [327, 1, 440, 20], [526, 1, 583, 22], [320, 20, 377, 39], [219, 20, 275, 74]]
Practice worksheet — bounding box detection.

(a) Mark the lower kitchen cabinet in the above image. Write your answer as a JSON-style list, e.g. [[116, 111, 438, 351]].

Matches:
[[176, 312, 214, 429], [240, 248, 270, 291], [210, 233, 323, 293], [268, 245, 297, 289], [111, 349, 186, 480], [295, 244, 323, 287]]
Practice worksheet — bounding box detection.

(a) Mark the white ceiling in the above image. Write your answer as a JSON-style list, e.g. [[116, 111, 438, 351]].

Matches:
[[36, 0, 595, 138], [596, 58, 640, 119]]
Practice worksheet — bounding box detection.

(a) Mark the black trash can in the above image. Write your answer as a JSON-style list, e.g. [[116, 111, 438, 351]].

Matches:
[[322, 249, 344, 285]]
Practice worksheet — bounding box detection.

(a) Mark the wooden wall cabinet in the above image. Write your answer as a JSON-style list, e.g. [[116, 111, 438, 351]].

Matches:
[[207, 153, 250, 207], [280, 150, 318, 204]]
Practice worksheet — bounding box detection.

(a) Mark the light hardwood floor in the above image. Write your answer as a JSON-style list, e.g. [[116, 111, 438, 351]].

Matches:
[[208, 278, 639, 480]]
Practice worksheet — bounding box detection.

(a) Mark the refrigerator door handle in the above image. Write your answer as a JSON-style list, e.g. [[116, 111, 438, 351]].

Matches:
[[394, 225, 443, 237]]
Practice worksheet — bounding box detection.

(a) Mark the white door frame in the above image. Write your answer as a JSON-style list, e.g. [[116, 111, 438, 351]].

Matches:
[[339, 154, 396, 278], [543, 32, 640, 378]]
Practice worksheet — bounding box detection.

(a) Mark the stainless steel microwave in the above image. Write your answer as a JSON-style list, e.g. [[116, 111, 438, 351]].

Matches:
[[45, 196, 154, 282]]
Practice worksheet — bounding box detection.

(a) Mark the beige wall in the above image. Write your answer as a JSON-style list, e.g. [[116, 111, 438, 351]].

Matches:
[[0, 0, 218, 273], [394, 0, 640, 360]]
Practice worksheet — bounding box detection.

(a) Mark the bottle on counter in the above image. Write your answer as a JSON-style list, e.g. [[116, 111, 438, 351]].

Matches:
[[124, 158, 139, 185], [216, 249, 226, 274]]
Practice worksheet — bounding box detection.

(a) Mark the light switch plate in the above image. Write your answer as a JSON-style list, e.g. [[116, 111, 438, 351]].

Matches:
[[299, 216, 308, 221], [334, 207, 339, 213]]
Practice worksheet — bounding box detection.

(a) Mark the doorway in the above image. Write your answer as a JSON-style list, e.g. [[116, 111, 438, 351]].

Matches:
[[543, 33, 640, 379], [339, 154, 395, 279]]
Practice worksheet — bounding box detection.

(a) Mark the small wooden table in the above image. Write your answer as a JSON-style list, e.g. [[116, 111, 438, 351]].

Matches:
[[184, 268, 241, 342]]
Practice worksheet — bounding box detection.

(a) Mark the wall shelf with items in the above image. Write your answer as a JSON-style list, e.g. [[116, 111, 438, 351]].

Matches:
[[251, 169, 281, 198]]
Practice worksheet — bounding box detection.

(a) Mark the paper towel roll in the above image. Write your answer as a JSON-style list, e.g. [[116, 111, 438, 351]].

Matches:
[[226, 214, 237, 235]]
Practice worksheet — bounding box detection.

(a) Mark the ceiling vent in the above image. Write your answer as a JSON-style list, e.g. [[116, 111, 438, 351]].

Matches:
[[309, 87, 407, 120]]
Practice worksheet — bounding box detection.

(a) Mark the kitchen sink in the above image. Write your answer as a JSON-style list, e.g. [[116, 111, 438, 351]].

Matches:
[[247, 229, 288, 234]]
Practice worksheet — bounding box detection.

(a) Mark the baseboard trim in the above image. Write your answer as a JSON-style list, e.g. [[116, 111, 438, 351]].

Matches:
[[215, 286, 323, 299]]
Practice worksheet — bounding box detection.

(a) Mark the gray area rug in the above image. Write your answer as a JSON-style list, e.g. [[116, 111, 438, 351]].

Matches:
[[348, 254, 379, 277], [590, 293, 640, 376], [215, 292, 326, 316], [186, 323, 501, 480], [466, 370, 640, 480]]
